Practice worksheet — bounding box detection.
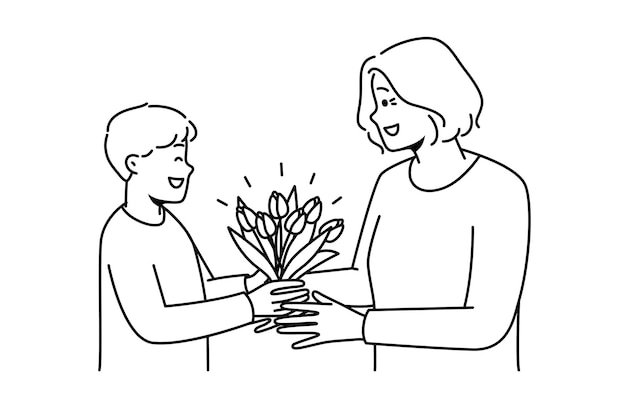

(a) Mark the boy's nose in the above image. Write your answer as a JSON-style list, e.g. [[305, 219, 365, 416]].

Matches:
[[187, 162, 195, 175]]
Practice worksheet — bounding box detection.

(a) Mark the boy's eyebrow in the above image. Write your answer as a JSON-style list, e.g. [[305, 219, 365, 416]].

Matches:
[[156, 134, 178, 149], [376, 87, 389, 92], [173, 143, 185, 148]]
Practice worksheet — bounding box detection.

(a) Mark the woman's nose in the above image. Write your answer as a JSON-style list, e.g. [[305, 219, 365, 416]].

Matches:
[[370, 109, 379, 124], [187, 162, 195, 175]]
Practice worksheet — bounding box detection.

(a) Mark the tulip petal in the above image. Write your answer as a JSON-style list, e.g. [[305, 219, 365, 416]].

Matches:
[[277, 192, 289, 217]]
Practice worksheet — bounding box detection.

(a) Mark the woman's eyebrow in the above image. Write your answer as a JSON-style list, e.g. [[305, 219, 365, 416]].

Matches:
[[376, 87, 389, 92], [173, 143, 185, 148]]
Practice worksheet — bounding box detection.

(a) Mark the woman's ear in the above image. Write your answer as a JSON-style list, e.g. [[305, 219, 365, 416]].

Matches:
[[428, 114, 441, 146], [125, 154, 140, 176]]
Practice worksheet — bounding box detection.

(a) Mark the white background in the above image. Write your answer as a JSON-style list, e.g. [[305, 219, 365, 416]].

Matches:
[[1, 1, 625, 415]]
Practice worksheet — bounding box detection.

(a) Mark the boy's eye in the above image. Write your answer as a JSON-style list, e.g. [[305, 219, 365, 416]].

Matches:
[[382, 99, 388, 107], [175, 157, 183, 162]]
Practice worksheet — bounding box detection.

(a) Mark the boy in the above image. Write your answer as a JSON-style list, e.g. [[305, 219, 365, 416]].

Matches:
[[99, 103, 306, 371]]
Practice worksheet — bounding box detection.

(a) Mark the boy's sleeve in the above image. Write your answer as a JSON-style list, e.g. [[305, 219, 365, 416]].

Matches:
[[204, 275, 248, 300], [195, 250, 249, 299], [107, 260, 254, 343]]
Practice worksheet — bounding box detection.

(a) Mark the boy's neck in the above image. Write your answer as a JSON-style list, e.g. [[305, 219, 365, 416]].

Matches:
[[124, 181, 164, 225]]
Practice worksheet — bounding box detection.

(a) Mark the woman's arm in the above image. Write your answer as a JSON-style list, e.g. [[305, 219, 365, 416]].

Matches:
[[301, 173, 385, 306], [363, 177, 530, 350], [279, 173, 530, 351]]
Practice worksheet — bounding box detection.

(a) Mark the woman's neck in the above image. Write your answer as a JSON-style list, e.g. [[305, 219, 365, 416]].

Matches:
[[414, 137, 466, 166], [124, 180, 164, 225], [410, 138, 477, 190]]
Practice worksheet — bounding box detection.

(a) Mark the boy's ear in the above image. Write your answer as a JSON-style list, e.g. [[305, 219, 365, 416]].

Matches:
[[125, 154, 140, 176]]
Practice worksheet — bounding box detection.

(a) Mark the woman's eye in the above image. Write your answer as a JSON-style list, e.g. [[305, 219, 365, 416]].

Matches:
[[175, 157, 183, 162], [382, 99, 388, 107]]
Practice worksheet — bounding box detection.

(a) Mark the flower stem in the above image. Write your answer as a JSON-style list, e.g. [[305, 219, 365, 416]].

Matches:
[[281, 234, 295, 268]]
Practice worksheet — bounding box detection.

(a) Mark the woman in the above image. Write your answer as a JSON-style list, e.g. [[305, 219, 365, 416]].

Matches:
[[276, 37, 530, 371]]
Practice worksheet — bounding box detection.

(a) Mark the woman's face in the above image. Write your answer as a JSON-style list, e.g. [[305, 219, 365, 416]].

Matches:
[[370, 72, 436, 152]]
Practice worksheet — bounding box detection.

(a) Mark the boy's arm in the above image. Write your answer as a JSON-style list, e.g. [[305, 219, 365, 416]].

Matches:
[[107, 262, 254, 344], [195, 249, 263, 299]]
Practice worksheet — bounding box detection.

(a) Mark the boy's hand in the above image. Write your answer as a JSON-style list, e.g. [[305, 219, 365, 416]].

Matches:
[[245, 270, 268, 293], [248, 280, 308, 317]]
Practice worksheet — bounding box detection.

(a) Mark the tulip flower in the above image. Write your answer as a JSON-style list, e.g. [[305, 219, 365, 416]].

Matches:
[[303, 197, 322, 223], [236, 197, 257, 231], [268, 191, 289, 218], [256, 212, 277, 239], [285, 209, 306, 235], [319, 219, 344, 242], [236, 207, 254, 232]]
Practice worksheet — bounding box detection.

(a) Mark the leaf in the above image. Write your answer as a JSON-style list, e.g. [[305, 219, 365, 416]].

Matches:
[[228, 227, 278, 280], [286, 185, 298, 213], [242, 228, 276, 267], [283, 222, 314, 262], [282, 230, 329, 280], [289, 250, 339, 281]]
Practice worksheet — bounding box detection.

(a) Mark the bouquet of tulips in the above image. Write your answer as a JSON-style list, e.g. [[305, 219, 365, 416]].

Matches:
[[228, 186, 344, 282]]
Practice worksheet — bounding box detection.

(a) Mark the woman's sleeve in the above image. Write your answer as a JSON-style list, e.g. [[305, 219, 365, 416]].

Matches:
[[362, 173, 530, 350]]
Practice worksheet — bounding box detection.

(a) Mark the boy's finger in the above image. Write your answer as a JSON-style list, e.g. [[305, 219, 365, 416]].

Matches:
[[273, 293, 308, 304], [252, 318, 272, 333], [272, 289, 309, 303], [266, 280, 305, 293]]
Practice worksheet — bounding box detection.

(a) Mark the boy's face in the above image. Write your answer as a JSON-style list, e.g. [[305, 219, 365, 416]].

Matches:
[[135, 136, 194, 204]]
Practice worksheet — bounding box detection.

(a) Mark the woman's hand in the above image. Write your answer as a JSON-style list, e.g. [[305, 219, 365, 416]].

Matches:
[[276, 291, 365, 348]]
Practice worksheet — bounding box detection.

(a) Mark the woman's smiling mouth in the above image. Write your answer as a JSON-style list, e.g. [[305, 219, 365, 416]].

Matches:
[[168, 177, 185, 189], [383, 123, 400, 137]]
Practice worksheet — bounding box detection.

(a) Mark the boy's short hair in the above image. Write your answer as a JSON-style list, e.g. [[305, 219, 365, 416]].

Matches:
[[357, 37, 483, 152], [104, 103, 197, 180]]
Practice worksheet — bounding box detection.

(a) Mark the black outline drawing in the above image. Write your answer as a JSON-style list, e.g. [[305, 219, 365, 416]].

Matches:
[[275, 37, 530, 372], [98, 103, 308, 371], [98, 37, 530, 373]]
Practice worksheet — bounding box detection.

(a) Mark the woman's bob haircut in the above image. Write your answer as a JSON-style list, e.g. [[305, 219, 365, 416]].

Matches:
[[357, 37, 483, 153]]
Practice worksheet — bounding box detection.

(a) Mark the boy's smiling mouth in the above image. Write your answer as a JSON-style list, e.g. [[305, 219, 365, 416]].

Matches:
[[383, 123, 400, 137], [168, 177, 185, 189]]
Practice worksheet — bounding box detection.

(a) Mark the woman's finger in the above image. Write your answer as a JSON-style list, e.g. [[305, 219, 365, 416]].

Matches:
[[280, 302, 323, 314], [276, 324, 318, 334], [291, 334, 322, 349], [311, 290, 337, 304], [275, 316, 317, 326]]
